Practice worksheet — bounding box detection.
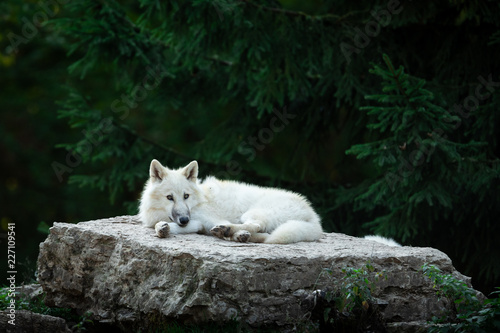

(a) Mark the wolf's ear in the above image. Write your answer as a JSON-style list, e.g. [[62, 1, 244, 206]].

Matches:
[[150, 159, 166, 182], [182, 161, 198, 182]]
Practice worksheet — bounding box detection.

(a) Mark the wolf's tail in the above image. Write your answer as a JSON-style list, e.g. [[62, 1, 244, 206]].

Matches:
[[264, 219, 323, 244]]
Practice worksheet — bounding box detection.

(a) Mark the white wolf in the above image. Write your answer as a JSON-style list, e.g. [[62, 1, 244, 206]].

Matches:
[[139, 159, 323, 244]]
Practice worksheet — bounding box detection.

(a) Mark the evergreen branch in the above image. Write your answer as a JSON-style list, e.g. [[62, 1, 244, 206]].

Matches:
[[113, 120, 327, 188], [382, 54, 415, 110], [203, 56, 234, 67], [240, 0, 333, 19], [78, 94, 196, 163], [113, 121, 195, 163], [72, 0, 325, 78], [240, 0, 360, 22], [93, 1, 237, 69]]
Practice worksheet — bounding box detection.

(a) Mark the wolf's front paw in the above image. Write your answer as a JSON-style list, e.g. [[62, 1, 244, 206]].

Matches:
[[211, 225, 232, 239], [234, 230, 251, 243], [155, 222, 170, 238]]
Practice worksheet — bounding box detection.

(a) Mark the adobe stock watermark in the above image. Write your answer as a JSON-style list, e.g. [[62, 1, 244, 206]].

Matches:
[[385, 74, 500, 191], [215, 106, 296, 178], [6, 222, 16, 326], [52, 64, 170, 182], [340, 0, 404, 64], [6, 0, 69, 55]]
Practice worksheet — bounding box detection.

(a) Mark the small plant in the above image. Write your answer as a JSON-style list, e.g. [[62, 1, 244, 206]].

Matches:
[[329, 262, 385, 313], [72, 311, 94, 332], [309, 262, 387, 332], [423, 263, 500, 332]]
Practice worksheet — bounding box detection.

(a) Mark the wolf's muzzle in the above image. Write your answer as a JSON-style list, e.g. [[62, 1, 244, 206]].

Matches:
[[179, 216, 189, 226]]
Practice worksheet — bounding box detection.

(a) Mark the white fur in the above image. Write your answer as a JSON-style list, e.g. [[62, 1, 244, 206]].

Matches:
[[364, 235, 401, 247], [139, 160, 323, 244]]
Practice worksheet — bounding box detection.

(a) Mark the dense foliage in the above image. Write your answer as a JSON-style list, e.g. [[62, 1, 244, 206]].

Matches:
[[340, 55, 500, 293], [1, 0, 499, 294], [423, 264, 500, 332]]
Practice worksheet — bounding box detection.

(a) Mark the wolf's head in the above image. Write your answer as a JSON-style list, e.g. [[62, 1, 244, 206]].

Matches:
[[139, 160, 204, 228]]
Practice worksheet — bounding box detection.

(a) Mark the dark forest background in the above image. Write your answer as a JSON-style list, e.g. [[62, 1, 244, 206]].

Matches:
[[1, 0, 499, 296]]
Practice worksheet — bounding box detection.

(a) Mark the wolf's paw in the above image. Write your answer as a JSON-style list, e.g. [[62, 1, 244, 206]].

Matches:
[[211, 225, 232, 239], [234, 230, 251, 243], [155, 222, 170, 238]]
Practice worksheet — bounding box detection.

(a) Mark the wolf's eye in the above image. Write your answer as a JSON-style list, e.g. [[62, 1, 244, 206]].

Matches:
[[184, 194, 189, 199], [166, 195, 174, 201]]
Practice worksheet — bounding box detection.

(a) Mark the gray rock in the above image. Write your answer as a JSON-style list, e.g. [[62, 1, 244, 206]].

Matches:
[[37, 215, 476, 330], [15, 284, 43, 302], [0, 310, 71, 333], [386, 321, 432, 333]]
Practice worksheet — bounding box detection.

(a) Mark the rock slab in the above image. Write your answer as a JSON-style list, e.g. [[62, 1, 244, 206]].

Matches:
[[37, 216, 473, 329], [0, 310, 71, 333]]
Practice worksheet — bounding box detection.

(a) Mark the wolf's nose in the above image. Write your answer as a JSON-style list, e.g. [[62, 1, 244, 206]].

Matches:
[[179, 217, 189, 225]]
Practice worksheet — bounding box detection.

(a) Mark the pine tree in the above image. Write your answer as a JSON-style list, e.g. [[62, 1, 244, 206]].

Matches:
[[342, 55, 500, 291]]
